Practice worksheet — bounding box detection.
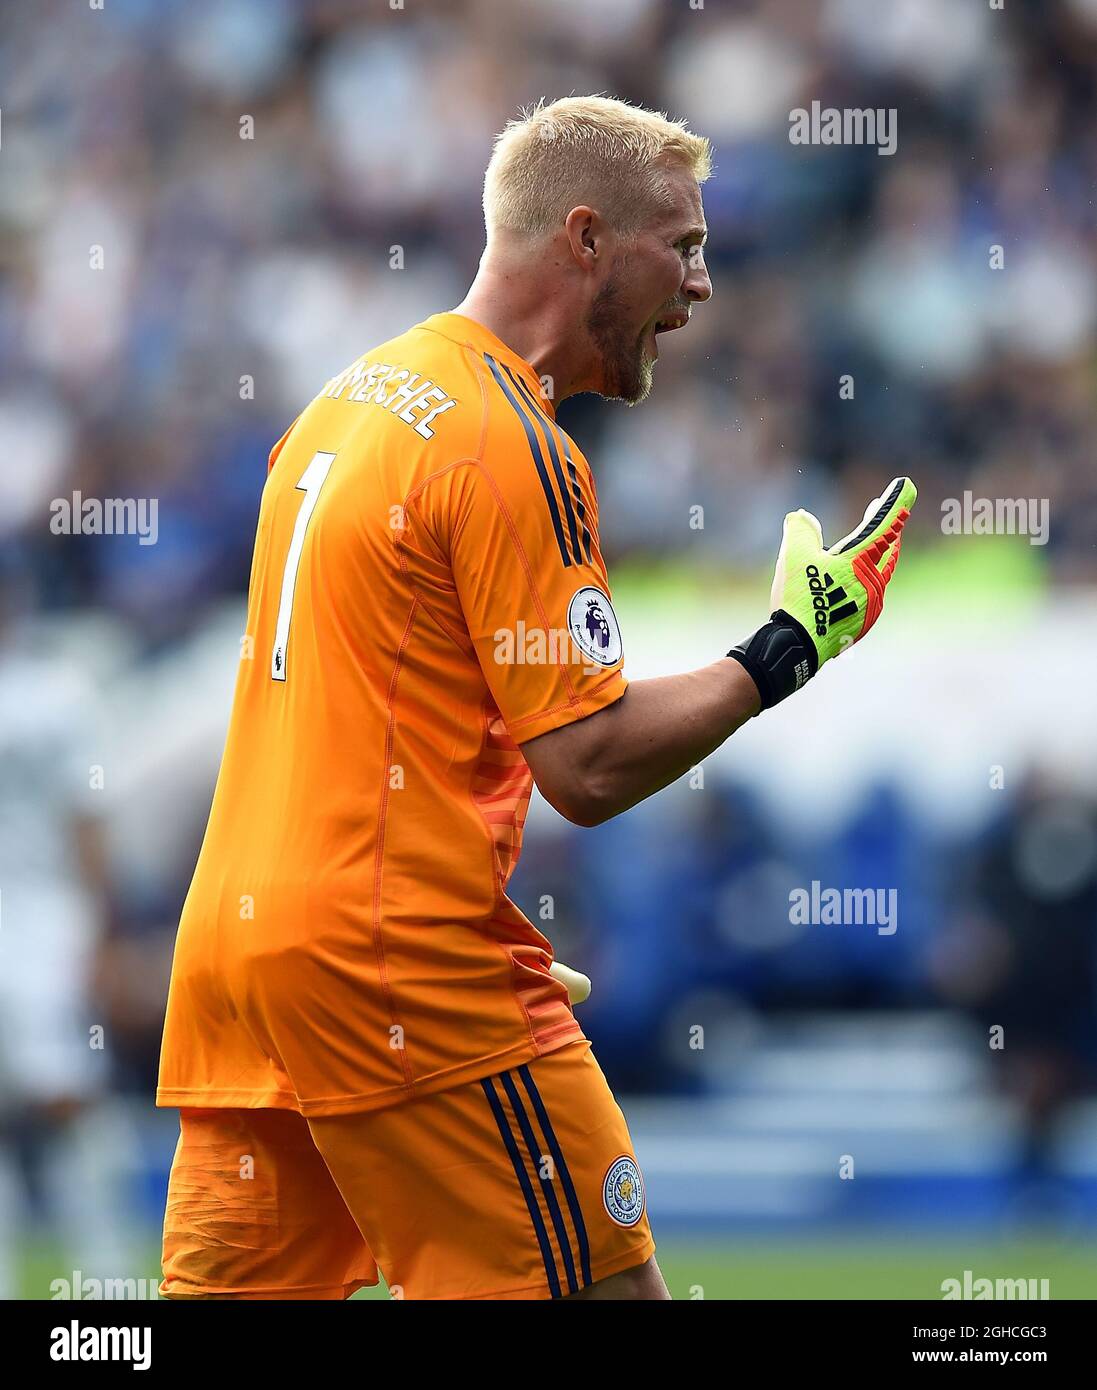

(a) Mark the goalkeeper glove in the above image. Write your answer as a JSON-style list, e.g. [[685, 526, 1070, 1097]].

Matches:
[[729, 476, 917, 709]]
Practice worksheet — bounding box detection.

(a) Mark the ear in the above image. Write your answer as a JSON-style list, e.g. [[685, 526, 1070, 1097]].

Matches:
[[563, 205, 598, 270]]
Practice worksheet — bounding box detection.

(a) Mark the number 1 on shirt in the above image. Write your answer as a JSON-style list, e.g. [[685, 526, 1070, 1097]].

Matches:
[[271, 450, 337, 682]]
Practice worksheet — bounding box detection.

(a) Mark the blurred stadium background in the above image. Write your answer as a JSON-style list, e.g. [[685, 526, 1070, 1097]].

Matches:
[[3, 0, 1097, 1299]]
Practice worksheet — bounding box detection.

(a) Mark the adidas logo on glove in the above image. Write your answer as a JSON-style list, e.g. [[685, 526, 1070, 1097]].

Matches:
[[805, 564, 859, 638], [729, 477, 917, 709]]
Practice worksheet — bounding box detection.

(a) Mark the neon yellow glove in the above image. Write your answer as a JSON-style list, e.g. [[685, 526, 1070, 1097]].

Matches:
[[729, 477, 917, 707]]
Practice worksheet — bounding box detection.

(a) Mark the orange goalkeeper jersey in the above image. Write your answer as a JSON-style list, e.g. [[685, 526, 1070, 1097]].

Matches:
[[157, 313, 628, 1116]]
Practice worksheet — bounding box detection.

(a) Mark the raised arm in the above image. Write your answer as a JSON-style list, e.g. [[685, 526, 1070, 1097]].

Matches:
[[522, 476, 917, 826]]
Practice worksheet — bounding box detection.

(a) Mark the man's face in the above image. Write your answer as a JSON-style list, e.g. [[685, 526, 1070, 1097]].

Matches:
[[586, 163, 712, 405]]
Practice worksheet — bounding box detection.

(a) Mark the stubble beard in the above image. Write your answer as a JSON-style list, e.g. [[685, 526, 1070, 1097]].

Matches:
[[586, 269, 654, 407]]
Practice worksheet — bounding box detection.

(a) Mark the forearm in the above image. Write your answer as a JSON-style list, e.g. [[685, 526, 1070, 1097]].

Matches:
[[567, 659, 760, 824]]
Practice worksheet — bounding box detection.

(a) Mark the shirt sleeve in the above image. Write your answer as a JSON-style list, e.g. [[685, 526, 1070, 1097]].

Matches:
[[440, 437, 627, 744]]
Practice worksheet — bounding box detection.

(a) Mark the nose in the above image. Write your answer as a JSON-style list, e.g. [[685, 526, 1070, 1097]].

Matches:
[[683, 254, 713, 304]]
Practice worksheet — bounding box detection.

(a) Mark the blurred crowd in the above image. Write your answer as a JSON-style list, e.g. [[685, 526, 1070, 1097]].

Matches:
[[514, 771, 1097, 1176], [3, 0, 1097, 625]]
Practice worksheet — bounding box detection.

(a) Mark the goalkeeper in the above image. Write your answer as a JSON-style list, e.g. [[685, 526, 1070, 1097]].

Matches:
[[158, 93, 918, 1306]]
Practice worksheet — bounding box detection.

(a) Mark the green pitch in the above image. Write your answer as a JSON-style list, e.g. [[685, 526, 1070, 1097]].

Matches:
[[650, 1237, 1095, 1301], [24, 1235, 1091, 1300]]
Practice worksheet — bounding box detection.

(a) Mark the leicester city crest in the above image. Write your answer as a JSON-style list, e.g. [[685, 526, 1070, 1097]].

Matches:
[[602, 1154, 645, 1227]]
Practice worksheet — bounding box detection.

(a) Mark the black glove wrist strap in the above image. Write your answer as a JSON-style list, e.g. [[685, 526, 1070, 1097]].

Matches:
[[726, 610, 818, 711]]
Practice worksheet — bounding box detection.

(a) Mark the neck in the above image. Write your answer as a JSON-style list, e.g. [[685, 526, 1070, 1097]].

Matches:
[[452, 251, 594, 403]]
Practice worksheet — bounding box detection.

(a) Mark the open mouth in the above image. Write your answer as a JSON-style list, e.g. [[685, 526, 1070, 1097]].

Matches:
[[647, 310, 690, 360], [654, 310, 690, 335]]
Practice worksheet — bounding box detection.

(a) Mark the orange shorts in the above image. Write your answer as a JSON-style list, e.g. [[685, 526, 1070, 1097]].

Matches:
[[160, 1039, 654, 1300]]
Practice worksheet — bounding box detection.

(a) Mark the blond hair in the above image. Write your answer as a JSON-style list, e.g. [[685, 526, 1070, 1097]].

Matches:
[[483, 95, 712, 239]]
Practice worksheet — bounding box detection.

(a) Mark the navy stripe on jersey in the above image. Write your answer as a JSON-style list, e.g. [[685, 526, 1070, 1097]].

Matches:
[[499, 1070, 579, 1295], [517, 1062, 593, 1287], [501, 363, 588, 567], [504, 365, 593, 565], [480, 1074, 561, 1298], [484, 355, 572, 569], [558, 431, 594, 565]]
